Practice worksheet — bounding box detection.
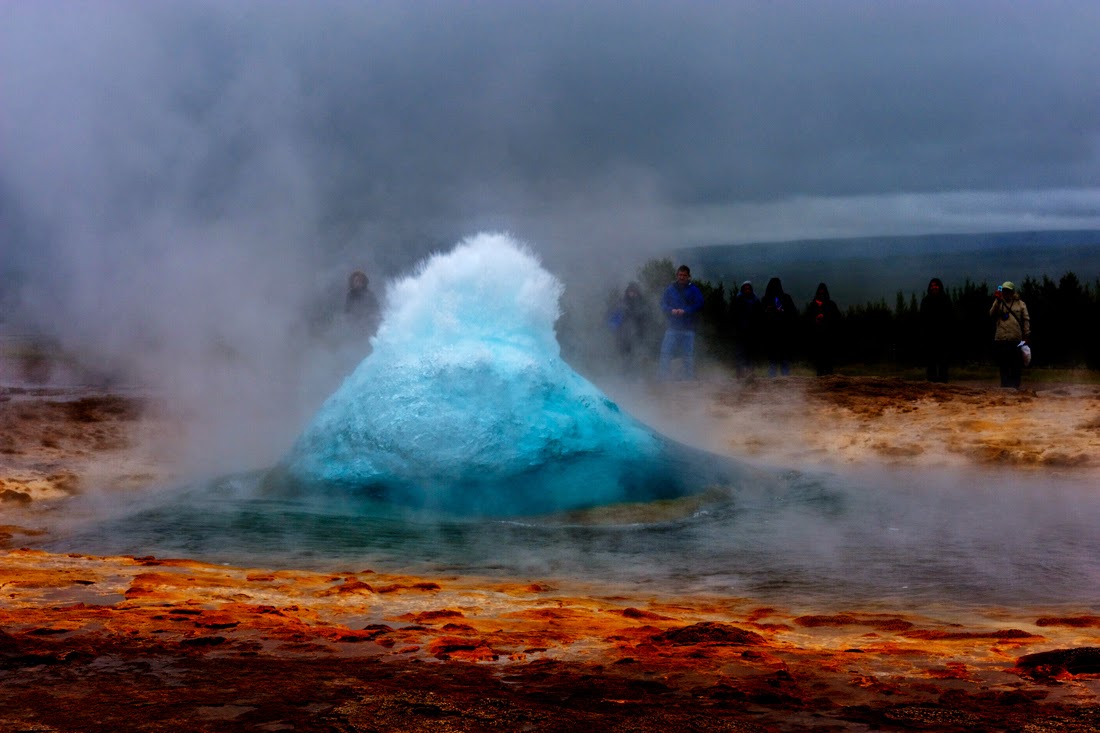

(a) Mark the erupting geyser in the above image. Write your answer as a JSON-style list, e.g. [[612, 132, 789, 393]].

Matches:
[[272, 233, 737, 516]]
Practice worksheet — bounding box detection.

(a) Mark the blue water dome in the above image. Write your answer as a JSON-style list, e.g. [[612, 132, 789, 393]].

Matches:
[[276, 233, 726, 516]]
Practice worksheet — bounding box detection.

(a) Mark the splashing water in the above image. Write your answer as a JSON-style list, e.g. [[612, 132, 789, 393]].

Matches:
[[268, 233, 738, 516]]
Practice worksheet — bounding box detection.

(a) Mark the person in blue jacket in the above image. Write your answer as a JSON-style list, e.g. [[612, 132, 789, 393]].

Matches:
[[658, 265, 705, 380]]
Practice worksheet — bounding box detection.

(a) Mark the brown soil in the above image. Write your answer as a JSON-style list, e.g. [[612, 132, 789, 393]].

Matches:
[[0, 387, 172, 508], [624, 375, 1100, 475]]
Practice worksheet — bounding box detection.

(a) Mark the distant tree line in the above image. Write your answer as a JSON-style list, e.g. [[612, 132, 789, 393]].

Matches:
[[591, 258, 1100, 372]]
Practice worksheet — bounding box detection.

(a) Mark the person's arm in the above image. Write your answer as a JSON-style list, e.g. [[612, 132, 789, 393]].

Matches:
[[1019, 302, 1031, 341], [661, 287, 675, 316], [684, 286, 704, 315]]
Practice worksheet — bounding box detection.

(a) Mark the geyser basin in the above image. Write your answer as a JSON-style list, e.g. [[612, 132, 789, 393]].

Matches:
[[268, 233, 741, 516], [47, 464, 1100, 611]]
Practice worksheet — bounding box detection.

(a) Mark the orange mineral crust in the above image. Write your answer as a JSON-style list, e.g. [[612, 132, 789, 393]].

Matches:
[[3, 548, 1100, 731]]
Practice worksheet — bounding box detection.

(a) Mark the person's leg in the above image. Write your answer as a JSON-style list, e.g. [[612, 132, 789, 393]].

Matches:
[[658, 330, 676, 380], [995, 341, 1012, 387], [1006, 346, 1023, 389], [681, 331, 696, 380], [933, 344, 950, 382]]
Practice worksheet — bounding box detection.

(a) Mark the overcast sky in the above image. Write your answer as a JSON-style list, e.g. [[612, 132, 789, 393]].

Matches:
[[4, 1, 1099, 264], [2, 1, 1099, 466]]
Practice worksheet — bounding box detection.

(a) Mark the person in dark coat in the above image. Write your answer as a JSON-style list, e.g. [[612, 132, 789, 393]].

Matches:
[[608, 282, 656, 374], [729, 281, 761, 378], [345, 270, 381, 338], [805, 282, 841, 376], [919, 277, 955, 383], [760, 277, 797, 376]]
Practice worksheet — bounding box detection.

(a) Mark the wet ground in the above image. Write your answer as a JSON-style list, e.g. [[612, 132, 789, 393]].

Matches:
[[3, 549, 1100, 732]]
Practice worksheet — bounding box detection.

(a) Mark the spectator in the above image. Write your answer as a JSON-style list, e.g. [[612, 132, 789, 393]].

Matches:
[[608, 282, 656, 375], [760, 277, 798, 376], [729, 281, 761, 378], [806, 282, 841, 376], [658, 265, 704, 381], [919, 277, 955, 383], [989, 281, 1030, 389], [345, 270, 381, 339]]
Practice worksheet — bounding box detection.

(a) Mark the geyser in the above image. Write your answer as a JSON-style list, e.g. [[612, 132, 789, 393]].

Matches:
[[270, 233, 738, 516]]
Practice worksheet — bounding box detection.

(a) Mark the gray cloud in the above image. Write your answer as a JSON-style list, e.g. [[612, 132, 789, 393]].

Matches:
[[3, 1, 1098, 252]]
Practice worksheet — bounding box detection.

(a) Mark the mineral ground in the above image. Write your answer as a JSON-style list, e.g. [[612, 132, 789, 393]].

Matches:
[[3, 376, 1100, 731]]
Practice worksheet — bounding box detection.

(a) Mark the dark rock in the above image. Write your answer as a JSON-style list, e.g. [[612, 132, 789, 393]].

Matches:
[[652, 622, 766, 646], [1016, 647, 1100, 679]]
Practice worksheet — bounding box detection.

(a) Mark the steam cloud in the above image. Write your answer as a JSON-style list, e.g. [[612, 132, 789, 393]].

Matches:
[[3, 1, 1099, 474]]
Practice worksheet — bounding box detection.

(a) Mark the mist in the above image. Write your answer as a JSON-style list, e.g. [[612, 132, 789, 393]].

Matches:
[[3, 1, 1099, 474]]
